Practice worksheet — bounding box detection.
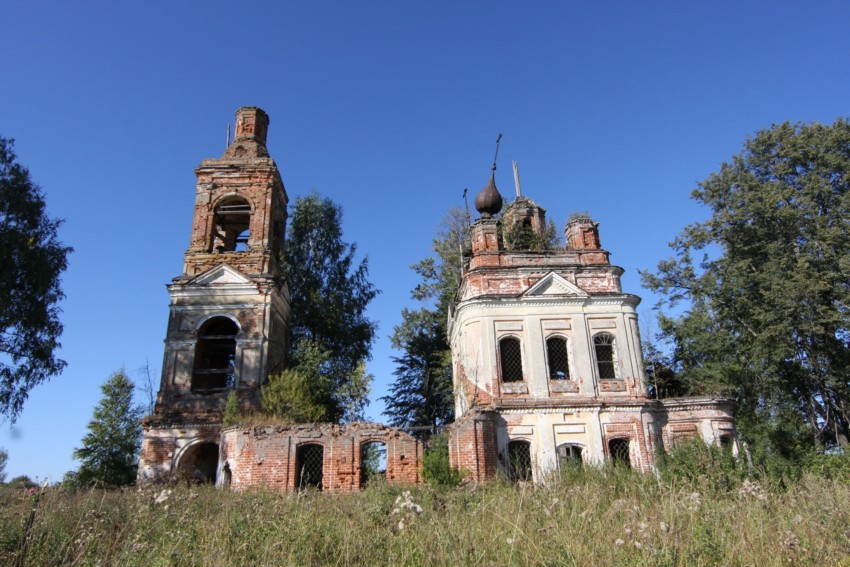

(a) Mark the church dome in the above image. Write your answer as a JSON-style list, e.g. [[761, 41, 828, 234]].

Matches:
[[475, 171, 503, 218]]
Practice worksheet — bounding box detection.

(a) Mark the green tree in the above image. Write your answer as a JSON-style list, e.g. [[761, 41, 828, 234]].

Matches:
[[222, 390, 240, 426], [642, 119, 850, 455], [383, 308, 455, 433], [7, 475, 36, 489], [262, 339, 334, 422], [68, 370, 142, 487], [0, 447, 7, 483], [640, 318, 687, 399], [383, 208, 467, 434], [409, 207, 469, 317], [282, 192, 378, 422], [0, 137, 72, 419], [421, 431, 462, 487]]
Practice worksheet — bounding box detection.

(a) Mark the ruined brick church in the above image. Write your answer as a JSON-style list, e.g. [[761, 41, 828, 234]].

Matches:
[[139, 107, 735, 489]]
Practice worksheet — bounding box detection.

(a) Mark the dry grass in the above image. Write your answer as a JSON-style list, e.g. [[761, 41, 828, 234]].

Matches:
[[2, 468, 849, 566]]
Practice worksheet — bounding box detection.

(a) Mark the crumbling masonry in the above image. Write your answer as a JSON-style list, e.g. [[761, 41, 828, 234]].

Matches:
[[139, 107, 735, 490]]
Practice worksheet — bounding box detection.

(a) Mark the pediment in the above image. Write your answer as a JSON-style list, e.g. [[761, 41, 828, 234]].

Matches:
[[523, 272, 588, 298], [189, 264, 252, 286]]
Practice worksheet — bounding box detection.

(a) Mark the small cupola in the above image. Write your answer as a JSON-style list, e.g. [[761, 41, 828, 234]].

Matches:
[[475, 171, 503, 218], [565, 215, 601, 250], [474, 133, 504, 218]]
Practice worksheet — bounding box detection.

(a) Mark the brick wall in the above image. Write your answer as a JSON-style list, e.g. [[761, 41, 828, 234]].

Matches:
[[220, 422, 422, 492], [448, 409, 499, 482]]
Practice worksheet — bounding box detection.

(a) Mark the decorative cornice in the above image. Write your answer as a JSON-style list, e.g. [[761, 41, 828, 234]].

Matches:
[[172, 303, 263, 311], [453, 294, 641, 317]]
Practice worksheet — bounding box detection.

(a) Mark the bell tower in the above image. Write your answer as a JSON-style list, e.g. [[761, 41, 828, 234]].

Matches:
[[139, 106, 290, 483]]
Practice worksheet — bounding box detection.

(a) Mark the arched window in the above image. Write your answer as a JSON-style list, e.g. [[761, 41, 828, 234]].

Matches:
[[546, 336, 570, 380], [360, 441, 387, 487], [192, 317, 238, 391], [211, 197, 251, 253], [593, 333, 617, 379], [296, 444, 324, 490], [507, 440, 532, 482], [556, 443, 583, 470], [499, 337, 523, 382], [608, 438, 631, 468]]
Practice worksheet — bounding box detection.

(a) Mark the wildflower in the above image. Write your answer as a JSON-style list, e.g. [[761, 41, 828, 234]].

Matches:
[[154, 489, 172, 505], [506, 538, 515, 546], [615, 539, 625, 546], [782, 531, 800, 550], [737, 479, 767, 501], [391, 491, 423, 532], [684, 492, 702, 511], [392, 491, 423, 515]]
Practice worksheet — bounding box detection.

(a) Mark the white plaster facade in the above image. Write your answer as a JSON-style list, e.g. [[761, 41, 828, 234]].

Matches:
[[448, 197, 735, 482]]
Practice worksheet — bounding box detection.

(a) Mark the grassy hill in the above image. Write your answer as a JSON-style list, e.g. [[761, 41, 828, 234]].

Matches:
[[2, 460, 849, 566]]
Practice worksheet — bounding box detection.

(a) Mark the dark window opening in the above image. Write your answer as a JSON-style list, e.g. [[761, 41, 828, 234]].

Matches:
[[221, 462, 232, 487], [296, 444, 324, 490], [557, 443, 583, 470], [547, 337, 570, 380], [720, 435, 734, 449], [178, 442, 219, 484], [211, 198, 251, 253], [500, 337, 523, 383], [594, 333, 617, 379], [608, 438, 631, 468], [360, 441, 387, 487], [192, 317, 238, 392], [507, 440, 532, 482]]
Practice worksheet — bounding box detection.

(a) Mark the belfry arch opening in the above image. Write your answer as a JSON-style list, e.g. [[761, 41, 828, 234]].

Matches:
[[177, 442, 219, 484], [192, 317, 238, 392], [211, 197, 251, 253]]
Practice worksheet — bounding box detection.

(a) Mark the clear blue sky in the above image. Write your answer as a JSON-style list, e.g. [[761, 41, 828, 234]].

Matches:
[[1, 1, 848, 482]]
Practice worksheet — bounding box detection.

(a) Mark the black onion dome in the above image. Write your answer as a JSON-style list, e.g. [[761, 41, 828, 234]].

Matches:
[[475, 172, 503, 217]]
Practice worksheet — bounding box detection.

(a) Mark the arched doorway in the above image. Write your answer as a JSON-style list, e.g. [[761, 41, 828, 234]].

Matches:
[[296, 444, 324, 490], [177, 442, 219, 484], [608, 438, 631, 468], [360, 441, 387, 487], [507, 440, 532, 482]]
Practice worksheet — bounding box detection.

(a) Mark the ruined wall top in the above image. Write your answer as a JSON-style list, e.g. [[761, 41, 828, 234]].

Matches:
[[221, 106, 271, 159]]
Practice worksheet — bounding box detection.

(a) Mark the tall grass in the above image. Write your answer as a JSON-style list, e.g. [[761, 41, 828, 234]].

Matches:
[[1, 466, 849, 565]]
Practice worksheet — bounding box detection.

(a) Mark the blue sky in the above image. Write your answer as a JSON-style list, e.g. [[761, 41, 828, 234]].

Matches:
[[1, 1, 848, 481]]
